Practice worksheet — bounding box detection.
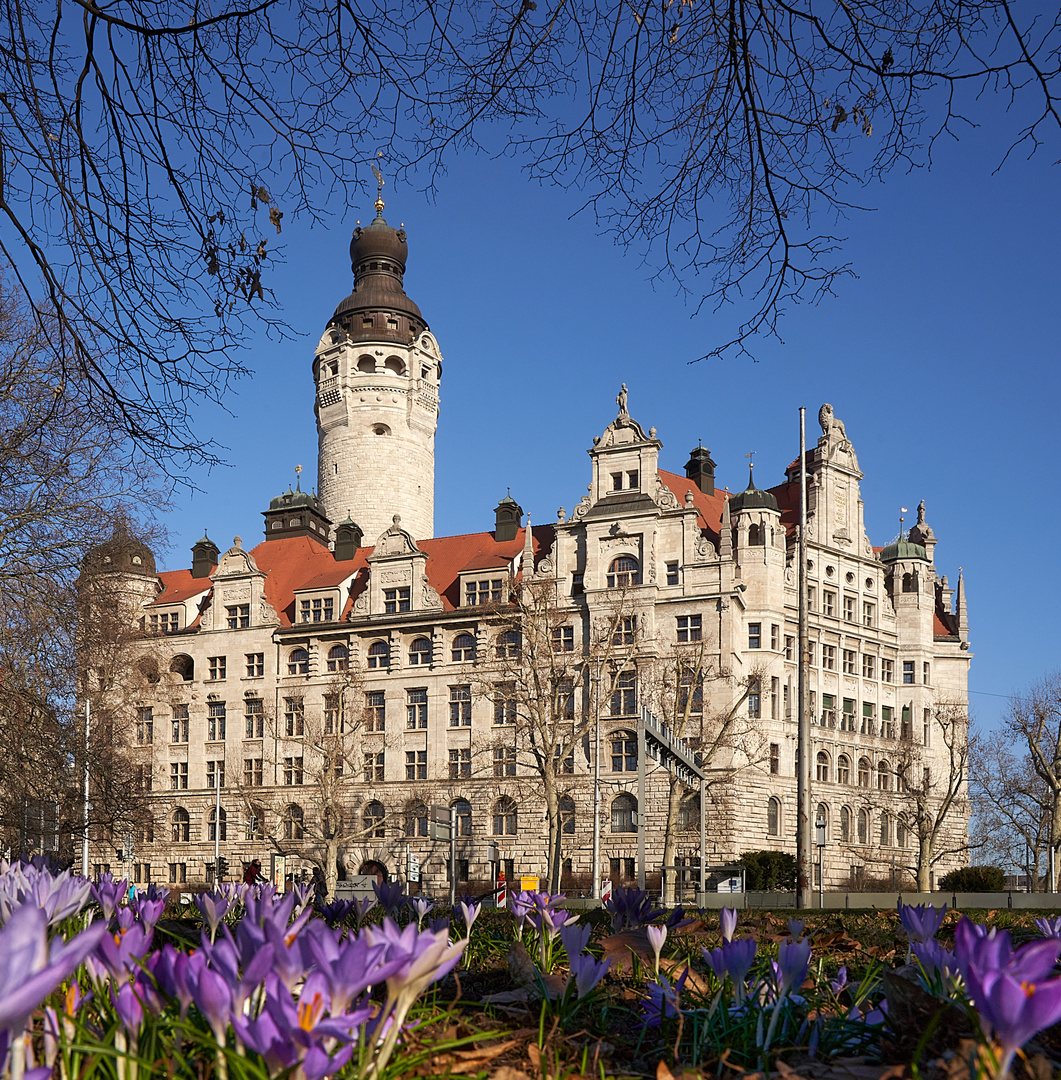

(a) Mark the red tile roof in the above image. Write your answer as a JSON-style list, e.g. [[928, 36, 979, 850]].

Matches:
[[657, 471, 729, 546], [154, 569, 214, 605]]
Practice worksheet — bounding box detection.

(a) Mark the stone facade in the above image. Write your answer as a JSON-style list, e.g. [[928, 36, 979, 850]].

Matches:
[[83, 213, 972, 898]]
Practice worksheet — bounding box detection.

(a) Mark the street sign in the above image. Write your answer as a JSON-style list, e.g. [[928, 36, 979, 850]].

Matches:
[[408, 852, 420, 883]]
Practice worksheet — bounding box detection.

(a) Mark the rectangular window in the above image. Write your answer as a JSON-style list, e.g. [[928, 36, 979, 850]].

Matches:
[[770, 677, 779, 720], [666, 561, 680, 586], [924, 708, 932, 746], [449, 685, 472, 727], [243, 758, 263, 786], [821, 693, 836, 727], [283, 756, 304, 785], [610, 670, 637, 716], [448, 748, 471, 779], [842, 649, 857, 675], [384, 587, 411, 613], [207, 702, 226, 741], [808, 586, 816, 611], [901, 705, 912, 740], [284, 697, 305, 737], [300, 597, 334, 623], [405, 750, 427, 780], [677, 670, 702, 716], [226, 604, 250, 629], [465, 579, 503, 606], [324, 695, 344, 735], [627, 470, 639, 489], [903, 661, 915, 684], [493, 748, 517, 777], [747, 679, 761, 718], [208, 656, 227, 681], [770, 624, 780, 651], [147, 611, 180, 633], [171, 705, 189, 743], [863, 602, 875, 628], [882, 658, 894, 683], [136, 707, 153, 745], [552, 625, 574, 652], [170, 762, 188, 790], [244, 698, 263, 739], [862, 654, 876, 679], [861, 701, 876, 737], [554, 677, 576, 720], [168, 863, 187, 884], [365, 690, 386, 732], [748, 623, 761, 649], [823, 590, 835, 617], [822, 644, 836, 671], [676, 614, 702, 643], [770, 743, 780, 774], [843, 595, 856, 622], [841, 698, 856, 732], [493, 684, 516, 725], [245, 652, 264, 678], [553, 744, 575, 774], [611, 472, 623, 491], [406, 688, 428, 729], [571, 572, 584, 597], [134, 862, 151, 884], [923, 662, 931, 684], [881, 705, 894, 739], [136, 764, 152, 792], [206, 759, 225, 788], [613, 616, 637, 646], [364, 751, 385, 783], [807, 641, 816, 667], [783, 682, 790, 718], [785, 635, 794, 661]]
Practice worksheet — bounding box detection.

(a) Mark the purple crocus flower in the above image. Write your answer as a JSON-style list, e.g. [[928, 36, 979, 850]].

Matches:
[[91, 922, 153, 981], [898, 901, 947, 944], [190, 965, 234, 1044], [0, 903, 108, 1039], [777, 939, 812, 996], [372, 881, 406, 919], [110, 979, 144, 1034], [411, 896, 433, 928], [720, 907, 738, 943], [830, 966, 848, 994], [642, 967, 688, 1026], [912, 940, 960, 983], [303, 927, 399, 1015], [559, 922, 592, 960], [201, 925, 276, 1014], [646, 924, 667, 976], [568, 952, 610, 998], [90, 874, 129, 921], [459, 900, 481, 936], [0, 865, 92, 928], [195, 893, 231, 941], [787, 918, 806, 941], [975, 969, 1061, 1076], [1035, 916, 1061, 939], [702, 937, 757, 1003]]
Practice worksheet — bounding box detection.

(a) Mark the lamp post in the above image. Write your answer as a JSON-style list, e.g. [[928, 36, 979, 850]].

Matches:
[[591, 663, 602, 900], [815, 813, 827, 908], [81, 700, 91, 877]]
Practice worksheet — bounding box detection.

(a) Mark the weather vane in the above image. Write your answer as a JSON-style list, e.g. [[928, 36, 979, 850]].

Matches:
[[745, 450, 756, 482], [899, 505, 908, 536], [295, 463, 303, 491], [371, 151, 385, 215]]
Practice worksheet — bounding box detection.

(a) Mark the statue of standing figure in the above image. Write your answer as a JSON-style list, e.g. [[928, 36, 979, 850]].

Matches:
[[616, 383, 629, 418]]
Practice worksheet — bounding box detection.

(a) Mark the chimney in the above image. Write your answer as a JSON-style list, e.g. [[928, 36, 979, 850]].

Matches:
[[191, 532, 220, 579], [685, 445, 717, 495]]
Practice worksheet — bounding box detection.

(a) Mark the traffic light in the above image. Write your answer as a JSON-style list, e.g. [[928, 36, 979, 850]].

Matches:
[[216, 856, 229, 881]]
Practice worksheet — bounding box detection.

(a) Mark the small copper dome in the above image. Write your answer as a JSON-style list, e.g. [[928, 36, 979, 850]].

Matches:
[[82, 520, 157, 576]]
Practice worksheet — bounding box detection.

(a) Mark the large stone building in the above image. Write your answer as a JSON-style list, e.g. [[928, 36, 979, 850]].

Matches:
[[83, 198, 972, 897]]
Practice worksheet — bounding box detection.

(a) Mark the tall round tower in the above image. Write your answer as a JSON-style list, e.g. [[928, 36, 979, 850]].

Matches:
[[314, 197, 442, 541]]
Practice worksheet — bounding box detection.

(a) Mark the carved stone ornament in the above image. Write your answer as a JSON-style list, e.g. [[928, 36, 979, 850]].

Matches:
[[572, 495, 592, 521], [537, 557, 554, 575], [354, 590, 368, 614], [654, 479, 678, 510], [372, 514, 421, 557], [421, 575, 443, 610], [695, 536, 716, 560], [213, 537, 264, 579]]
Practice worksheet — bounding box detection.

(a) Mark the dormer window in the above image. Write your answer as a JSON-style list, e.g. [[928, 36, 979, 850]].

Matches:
[[145, 611, 180, 634], [384, 587, 410, 614], [299, 597, 334, 623], [226, 604, 249, 629], [466, 578, 503, 606], [627, 470, 639, 489], [607, 556, 640, 588], [611, 472, 623, 491]]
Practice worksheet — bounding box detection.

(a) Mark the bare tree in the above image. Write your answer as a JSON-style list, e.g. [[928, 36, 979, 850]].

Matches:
[[969, 733, 1050, 891], [1, 0, 1058, 462], [1004, 674, 1061, 889], [891, 701, 971, 891]]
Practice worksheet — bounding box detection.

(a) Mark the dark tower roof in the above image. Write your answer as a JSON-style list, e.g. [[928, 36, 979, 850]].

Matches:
[[82, 520, 157, 576], [727, 466, 779, 514], [327, 199, 427, 345]]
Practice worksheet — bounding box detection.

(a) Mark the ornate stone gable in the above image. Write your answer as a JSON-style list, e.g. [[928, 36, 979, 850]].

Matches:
[[201, 537, 279, 629], [365, 515, 442, 614]]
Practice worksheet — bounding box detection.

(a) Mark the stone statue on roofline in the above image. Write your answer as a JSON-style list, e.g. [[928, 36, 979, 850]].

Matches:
[[817, 402, 858, 469], [616, 382, 629, 418]]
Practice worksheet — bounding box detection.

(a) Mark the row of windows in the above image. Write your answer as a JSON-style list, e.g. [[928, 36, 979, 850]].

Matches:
[[805, 590, 877, 626], [767, 799, 913, 847]]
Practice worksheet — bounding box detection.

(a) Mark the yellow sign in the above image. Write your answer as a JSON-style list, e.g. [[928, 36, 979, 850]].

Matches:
[[520, 876, 540, 892]]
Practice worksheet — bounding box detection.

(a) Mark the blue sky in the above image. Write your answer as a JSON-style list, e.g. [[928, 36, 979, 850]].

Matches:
[[162, 98, 1060, 736]]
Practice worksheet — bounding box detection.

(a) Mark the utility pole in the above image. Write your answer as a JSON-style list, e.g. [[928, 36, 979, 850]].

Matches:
[[796, 408, 813, 908], [591, 664, 602, 900], [214, 767, 222, 880], [82, 701, 91, 877]]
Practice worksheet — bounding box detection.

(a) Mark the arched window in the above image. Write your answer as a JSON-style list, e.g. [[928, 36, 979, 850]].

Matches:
[[879, 812, 891, 846], [367, 641, 390, 669], [816, 751, 830, 783], [138, 657, 161, 684], [839, 806, 851, 842], [748, 523, 762, 545], [288, 648, 309, 675], [678, 793, 700, 832], [607, 556, 640, 588], [384, 356, 406, 376], [364, 800, 385, 839], [896, 817, 908, 848], [611, 793, 638, 833], [858, 757, 871, 788], [767, 797, 781, 836], [284, 804, 304, 841], [611, 731, 637, 772], [405, 803, 428, 838], [496, 630, 521, 659], [559, 795, 576, 835], [493, 797, 518, 836], [452, 798, 472, 837], [357, 355, 375, 373], [245, 806, 265, 841], [170, 654, 194, 681], [902, 572, 917, 593], [409, 638, 432, 666], [857, 808, 868, 844], [877, 761, 891, 791], [815, 803, 829, 840], [208, 806, 227, 842], [327, 644, 348, 672], [837, 755, 851, 785], [452, 633, 476, 662], [171, 807, 190, 842]]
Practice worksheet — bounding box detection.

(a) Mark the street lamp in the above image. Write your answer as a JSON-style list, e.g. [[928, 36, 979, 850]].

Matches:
[[815, 813, 827, 908]]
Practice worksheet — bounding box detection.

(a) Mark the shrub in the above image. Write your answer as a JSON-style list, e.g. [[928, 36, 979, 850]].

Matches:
[[738, 850, 797, 891], [938, 865, 1006, 892]]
